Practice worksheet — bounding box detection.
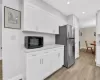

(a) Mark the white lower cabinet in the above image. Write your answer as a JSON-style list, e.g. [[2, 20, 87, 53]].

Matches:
[[26, 47, 64, 80], [26, 54, 44, 80], [51, 49, 62, 73], [42, 51, 53, 79]]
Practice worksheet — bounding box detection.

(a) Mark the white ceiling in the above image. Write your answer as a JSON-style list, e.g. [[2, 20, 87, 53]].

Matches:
[[42, 0, 100, 21]]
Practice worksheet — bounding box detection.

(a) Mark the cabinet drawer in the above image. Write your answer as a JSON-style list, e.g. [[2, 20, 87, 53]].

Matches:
[[53, 47, 64, 51], [27, 51, 43, 57], [26, 46, 64, 57]]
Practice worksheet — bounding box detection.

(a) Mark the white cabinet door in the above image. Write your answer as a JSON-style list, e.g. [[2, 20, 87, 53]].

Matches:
[[75, 27, 79, 59], [24, 5, 39, 31], [58, 47, 64, 66], [52, 17, 59, 34], [96, 45, 100, 64], [97, 11, 100, 34], [26, 54, 44, 80], [50, 50, 61, 73], [42, 51, 52, 78], [38, 12, 59, 34], [73, 16, 79, 59], [23, 3, 59, 34], [43, 48, 64, 78], [38, 11, 53, 33]]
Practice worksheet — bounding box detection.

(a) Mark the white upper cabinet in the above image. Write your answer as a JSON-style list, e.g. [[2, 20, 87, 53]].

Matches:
[[23, 4, 38, 31], [23, 3, 59, 34], [97, 10, 100, 34]]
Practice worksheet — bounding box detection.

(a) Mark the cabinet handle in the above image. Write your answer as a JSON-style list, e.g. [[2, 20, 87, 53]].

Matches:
[[32, 55, 36, 56], [44, 52, 48, 55], [42, 59, 43, 64], [40, 59, 41, 64], [58, 53, 60, 57]]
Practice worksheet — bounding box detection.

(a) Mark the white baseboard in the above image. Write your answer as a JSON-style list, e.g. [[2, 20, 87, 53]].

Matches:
[[96, 63, 100, 67], [80, 47, 86, 49], [96, 60, 100, 67], [75, 54, 79, 59]]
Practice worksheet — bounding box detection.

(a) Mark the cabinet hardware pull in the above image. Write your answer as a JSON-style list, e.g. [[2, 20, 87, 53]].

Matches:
[[32, 55, 36, 56], [42, 59, 43, 64], [40, 59, 41, 64], [58, 53, 60, 57]]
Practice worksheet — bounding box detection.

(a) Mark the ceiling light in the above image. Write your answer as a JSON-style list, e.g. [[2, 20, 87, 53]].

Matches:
[[82, 12, 86, 14], [67, 1, 70, 4]]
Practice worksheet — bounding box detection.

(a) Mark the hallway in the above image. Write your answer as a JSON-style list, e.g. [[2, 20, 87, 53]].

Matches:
[[45, 50, 100, 80]]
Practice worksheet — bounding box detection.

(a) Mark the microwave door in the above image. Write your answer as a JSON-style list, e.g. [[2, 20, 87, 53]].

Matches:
[[25, 36, 43, 49]]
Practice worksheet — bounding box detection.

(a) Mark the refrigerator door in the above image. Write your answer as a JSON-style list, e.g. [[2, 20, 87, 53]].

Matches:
[[72, 27, 75, 38], [66, 25, 72, 38], [64, 39, 75, 68], [66, 25, 75, 38]]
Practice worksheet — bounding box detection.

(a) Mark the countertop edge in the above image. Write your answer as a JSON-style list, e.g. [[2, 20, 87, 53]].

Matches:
[[23, 44, 64, 53]]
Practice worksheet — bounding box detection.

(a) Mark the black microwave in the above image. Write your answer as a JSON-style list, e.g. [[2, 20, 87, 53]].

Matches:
[[25, 36, 43, 49]]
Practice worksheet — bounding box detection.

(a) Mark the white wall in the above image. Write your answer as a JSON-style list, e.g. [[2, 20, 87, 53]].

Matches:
[[79, 27, 96, 49], [0, 4, 2, 60], [2, 0, 67, 80], [73, 15, 80, 59], [96, 34, 100, 66], [96, 11, 100, 67], [2, 1, 24, 80], [80, 17, 96, 28]]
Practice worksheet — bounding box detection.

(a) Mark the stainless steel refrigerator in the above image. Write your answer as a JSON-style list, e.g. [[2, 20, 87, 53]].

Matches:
[[56, 25, 75, 68]]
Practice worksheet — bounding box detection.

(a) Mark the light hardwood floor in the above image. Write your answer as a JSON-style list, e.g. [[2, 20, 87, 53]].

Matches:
[[45, 50, 100, 80], [0, 60, 2, 80]]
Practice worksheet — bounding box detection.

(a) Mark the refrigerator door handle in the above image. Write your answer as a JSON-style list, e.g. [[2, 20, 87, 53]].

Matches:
[[68, 32, 69, 38]]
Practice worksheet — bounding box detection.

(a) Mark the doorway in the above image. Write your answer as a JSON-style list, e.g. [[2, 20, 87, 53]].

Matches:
[[79, 27, 96, 65]]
